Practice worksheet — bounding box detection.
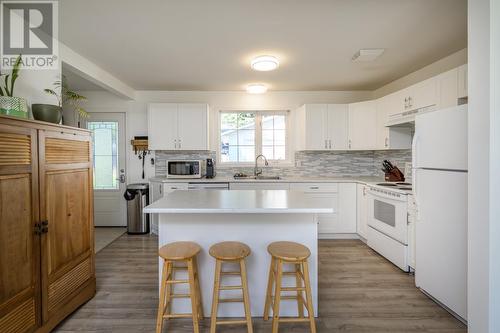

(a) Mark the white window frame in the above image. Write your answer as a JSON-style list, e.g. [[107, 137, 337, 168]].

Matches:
[[217, 110, 293, 167]]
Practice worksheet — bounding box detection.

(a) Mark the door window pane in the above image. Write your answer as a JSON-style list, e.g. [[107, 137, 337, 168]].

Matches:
[[88, 121, 119, 190]]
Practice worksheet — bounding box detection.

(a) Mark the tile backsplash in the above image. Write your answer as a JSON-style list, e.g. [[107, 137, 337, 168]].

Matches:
[[155, 150, 412, 179]]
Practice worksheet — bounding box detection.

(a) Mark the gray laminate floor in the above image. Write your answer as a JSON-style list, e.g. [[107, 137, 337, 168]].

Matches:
[[54, 235, 466, 333]]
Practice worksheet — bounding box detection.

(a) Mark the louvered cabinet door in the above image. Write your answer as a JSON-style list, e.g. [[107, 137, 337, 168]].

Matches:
[[38, 129, 95, 324], [0, 123, 41, 333]]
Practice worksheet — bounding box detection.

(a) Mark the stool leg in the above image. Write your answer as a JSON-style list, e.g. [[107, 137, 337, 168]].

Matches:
[[271, 259, 283, 333], [263, 256, 276, 320], [239, 259, 253, 333], [302, 261, 316, 333], [193, 256, 204, 319], [187, 258, 200, 333], [295, 263, 304, 318], [210, 259, 222, 333], [164, 262, 173, 315], [156, 260, 169, 333]]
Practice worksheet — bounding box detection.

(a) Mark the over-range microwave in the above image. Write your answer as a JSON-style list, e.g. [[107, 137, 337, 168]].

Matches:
[[166, 160, 203, 178]]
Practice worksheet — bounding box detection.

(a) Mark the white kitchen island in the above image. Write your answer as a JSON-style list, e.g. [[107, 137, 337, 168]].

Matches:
[[143, 189, 334, 317]]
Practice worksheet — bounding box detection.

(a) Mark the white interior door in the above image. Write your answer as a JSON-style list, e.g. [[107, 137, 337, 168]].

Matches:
[[85, 112, 127, 226]]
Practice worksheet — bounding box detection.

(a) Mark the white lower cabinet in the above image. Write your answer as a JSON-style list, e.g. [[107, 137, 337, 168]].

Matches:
[[149, 182, 188, 234], [290, 182, 357, 238], [356, 184, 369, 240]]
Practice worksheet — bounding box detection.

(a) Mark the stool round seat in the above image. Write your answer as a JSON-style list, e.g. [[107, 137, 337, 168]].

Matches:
[[209, 241, 251, 260], [267, 241, 311, 261], [159, 241, 201, 260]]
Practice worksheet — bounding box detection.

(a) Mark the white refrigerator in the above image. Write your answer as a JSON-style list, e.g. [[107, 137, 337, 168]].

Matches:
[[412, 104, 468, 320]]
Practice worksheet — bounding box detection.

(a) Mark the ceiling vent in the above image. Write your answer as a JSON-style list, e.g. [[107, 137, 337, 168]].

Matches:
[[352, 49, 385, 62]]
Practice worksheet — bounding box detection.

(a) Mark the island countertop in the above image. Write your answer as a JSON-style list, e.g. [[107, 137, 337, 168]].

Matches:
[[143, 189, 335, 214]]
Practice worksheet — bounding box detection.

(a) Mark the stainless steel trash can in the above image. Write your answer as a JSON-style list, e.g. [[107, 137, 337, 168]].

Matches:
[[124, 183, 150, 234]]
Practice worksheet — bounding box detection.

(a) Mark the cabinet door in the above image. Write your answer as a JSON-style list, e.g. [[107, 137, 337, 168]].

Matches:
[[375, 97, 390, 149], [410, 77, 438, 110], [437, 68, 459, 109], [348, 101, 377, 150], [338, 183, 357, 233], [177, 104, 208, 150], [327, 104, 348, 150], [0, 123, 41, 333], [38, 130, 95, 323], [457, 64, 468, 98], [304, 104, 328, 150], [148, 103, 178, 150], [356, 184, 368, 239]]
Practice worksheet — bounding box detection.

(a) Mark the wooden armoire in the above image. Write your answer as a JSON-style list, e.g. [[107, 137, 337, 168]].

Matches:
[[0, 115, 96, 333]]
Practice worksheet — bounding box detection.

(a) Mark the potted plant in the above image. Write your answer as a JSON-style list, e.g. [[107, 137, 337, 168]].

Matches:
[[33, 75, 88, 124], [0, 55, 28, 119]]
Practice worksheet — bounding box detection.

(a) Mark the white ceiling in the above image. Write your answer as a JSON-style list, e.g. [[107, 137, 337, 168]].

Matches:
[[59, 0, 467, 91]]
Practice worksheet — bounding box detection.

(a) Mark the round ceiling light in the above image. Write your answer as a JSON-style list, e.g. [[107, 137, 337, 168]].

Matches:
[[251, 55, 279, 71], [246, 84, 268, 94]]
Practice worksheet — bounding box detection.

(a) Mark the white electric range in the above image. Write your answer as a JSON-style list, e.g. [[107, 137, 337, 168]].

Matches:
[[366, 182, 416, 272]]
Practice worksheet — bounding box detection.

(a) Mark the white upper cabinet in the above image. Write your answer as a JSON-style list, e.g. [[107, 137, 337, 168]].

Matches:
[[177, 104, 209, 150], [437, 68, 459, 109], [457, 64, 468, 98], [375, 97, 412, 150], [148, 103, 209, 150], [302, 104, 329, 150], [327, 104, 349, 150], [148, 103, 178, 150], [408, 77, 438, 111], [296, 104, 348, 150], [348, 100, 377, 150]]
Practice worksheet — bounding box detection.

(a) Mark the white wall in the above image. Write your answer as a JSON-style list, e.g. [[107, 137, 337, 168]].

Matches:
[[13, 66, 61, 114], [490, 0, 500, 330], [468, 0, 500, 331]]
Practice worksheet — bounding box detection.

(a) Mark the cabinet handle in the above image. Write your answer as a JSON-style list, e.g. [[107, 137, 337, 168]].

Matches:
[[409, 96, 413, 107], [174, 139, 177, 149], [324, 140, 327, 149], [178, 139, 181, 149], [404, 97, 407, 109], [349, 139, 352, 149], [310, 186, 319, 189], [329, 140, 332, 149], [385, 137, 388, 148]]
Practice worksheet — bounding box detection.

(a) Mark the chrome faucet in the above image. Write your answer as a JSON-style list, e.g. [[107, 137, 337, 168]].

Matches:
[[254, 154, 269, 177]]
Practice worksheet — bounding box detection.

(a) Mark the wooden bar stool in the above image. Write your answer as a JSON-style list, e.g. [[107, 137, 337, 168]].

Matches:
[[263, 241, 316, 333], [209, 241, 253, 333], [156, 241, 204, 333]]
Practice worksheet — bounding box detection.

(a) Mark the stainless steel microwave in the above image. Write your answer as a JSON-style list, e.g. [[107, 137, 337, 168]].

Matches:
[[166, 160, 203, 178]]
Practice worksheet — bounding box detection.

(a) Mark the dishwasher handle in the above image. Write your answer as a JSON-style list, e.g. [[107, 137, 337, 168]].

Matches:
[[188, 182, 229, 190]]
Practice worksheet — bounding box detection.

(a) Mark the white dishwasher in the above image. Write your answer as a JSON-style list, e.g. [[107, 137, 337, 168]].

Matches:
[[187, 182, 229, 190]]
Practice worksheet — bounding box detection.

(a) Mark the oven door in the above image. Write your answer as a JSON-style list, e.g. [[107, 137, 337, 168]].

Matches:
[[367, 190, 408, 245]]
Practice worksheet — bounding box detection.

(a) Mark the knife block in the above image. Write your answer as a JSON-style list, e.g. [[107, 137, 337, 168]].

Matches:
[[385, 167, 405, 182]]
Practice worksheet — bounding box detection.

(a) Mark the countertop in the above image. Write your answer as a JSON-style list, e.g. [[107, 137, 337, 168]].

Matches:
[[149, 175, 384, 184], [143, 190, 335, 214]]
